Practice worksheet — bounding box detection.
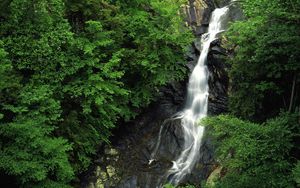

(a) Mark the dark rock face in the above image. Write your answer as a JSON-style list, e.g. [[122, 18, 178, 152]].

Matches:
[[207, 49, 229, 115], [83, 82, 189, 188], [82, 1, 243, 188], [182, 0, 214, 36], [212, 0, 231, 8]]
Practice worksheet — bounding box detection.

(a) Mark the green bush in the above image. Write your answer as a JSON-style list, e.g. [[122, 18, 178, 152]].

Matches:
[[203, 113, 299, 188]]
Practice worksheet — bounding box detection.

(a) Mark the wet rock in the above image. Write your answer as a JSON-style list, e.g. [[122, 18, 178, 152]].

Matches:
[[194, 25, 208, 36], [182, 0, 214, 36], [210, 38, 221, 47], [213, 0, 231, 8], [201, 7, 213, 25], [194, 37, 202, 52], [207, 51, 229, 115], [210, 39, 227, 55], [186, 45, 198, 62], [211, 46, 227, 55], [184, 0, 209, 26]]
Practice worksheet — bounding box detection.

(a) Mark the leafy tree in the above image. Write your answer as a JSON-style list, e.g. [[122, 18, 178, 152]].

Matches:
[[293, 161, 300, 187], [225, 0, 300, 120], [0, 1, 75, 186], [203, 113, 300, 188]]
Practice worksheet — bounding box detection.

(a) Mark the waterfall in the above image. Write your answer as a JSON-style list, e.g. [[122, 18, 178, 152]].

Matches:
[[150, 6, 230, 187]]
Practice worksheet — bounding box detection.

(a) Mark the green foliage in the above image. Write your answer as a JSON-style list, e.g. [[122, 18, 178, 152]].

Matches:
[[0, 117, 74, 186], [0, 0, 192, 187], [293, 161, 300, 187], [164, 183, 175, 188], [226, 0, 300, 120], [203, 113, 300, 188], [115, 0, 192, 107]]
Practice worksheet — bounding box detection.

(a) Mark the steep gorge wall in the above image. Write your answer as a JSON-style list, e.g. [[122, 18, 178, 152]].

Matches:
[[82, 1, 243, 187]]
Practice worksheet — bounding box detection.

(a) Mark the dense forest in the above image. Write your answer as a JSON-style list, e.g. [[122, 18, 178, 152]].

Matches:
[[204, 0, 300, 187], [0, 0, 192, 187], [0, 0, 299, 188]]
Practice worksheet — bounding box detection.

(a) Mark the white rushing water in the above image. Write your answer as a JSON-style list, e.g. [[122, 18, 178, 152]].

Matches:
[[150, 6, 230, 187], [167, 7, 229, 185]]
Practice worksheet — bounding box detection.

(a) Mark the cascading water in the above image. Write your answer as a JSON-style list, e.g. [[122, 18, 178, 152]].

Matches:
[[150, 6, 230, 187]]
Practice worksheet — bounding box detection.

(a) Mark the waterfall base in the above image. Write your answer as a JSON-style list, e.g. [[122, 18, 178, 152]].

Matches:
[[82, 99, 215, 188]]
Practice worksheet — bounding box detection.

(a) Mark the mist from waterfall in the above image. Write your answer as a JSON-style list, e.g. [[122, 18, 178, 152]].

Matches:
[[149, 6, 230, 187]]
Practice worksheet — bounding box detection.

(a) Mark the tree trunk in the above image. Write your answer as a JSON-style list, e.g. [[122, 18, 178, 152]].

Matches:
[[289, 73, 297, 112]]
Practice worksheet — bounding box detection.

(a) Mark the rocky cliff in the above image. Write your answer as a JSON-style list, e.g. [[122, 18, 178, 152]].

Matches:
[[82, 1, 243, 188], [181, 0, 211, 36]]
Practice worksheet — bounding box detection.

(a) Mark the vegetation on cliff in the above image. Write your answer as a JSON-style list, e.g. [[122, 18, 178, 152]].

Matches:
[[204, 113, 299, 187], [203, 0, 300, 187], [0, 0, 192, 187]]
